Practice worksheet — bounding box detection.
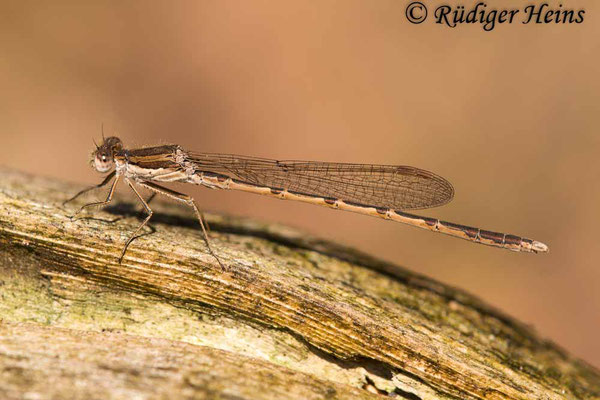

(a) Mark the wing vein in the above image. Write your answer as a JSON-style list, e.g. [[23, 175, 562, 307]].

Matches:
[[186, 152, 454, 210]]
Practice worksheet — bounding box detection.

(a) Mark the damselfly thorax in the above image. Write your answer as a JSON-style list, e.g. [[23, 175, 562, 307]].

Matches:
[[67, 136, 549, 266]]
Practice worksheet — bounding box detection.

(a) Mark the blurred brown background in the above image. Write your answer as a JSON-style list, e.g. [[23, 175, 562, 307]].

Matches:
[[1, 0, 598, 367]]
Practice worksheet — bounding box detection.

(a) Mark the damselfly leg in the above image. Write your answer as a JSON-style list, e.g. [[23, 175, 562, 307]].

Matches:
[[63, 171, 116, 206], [132, 181, 226, 269], [70, 175, 121, 218], [67, 177, 223, 267], [144, 191, 210, 233], [118, 178, 154, 263]]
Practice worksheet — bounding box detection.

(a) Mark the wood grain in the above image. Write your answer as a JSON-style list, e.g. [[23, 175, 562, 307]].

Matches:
[[0, 167, 598, 399]]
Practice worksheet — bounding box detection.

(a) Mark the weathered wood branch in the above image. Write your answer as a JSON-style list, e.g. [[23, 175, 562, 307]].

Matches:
[[0, 167, 599, 399], [0, 322, 378, 400]]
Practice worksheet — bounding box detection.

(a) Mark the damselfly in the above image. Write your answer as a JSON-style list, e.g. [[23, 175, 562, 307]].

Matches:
[[65, 136, 549, 265]]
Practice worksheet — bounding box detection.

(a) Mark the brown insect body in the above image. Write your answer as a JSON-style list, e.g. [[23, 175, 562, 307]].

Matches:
[[70, 136, 548, 265]]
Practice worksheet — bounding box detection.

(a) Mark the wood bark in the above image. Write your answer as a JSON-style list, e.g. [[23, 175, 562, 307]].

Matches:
[[0, 167, 599, 399]]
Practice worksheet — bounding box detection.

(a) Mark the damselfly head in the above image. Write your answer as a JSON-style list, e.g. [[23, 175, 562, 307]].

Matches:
[[91, 136, 123, 173]]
